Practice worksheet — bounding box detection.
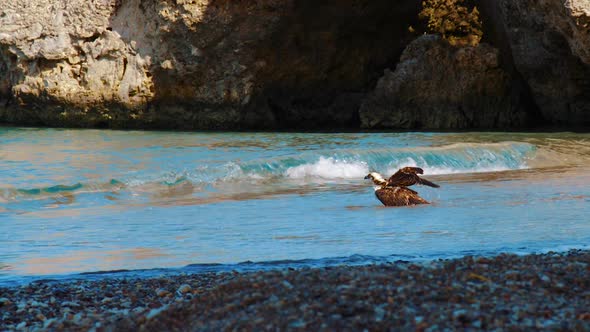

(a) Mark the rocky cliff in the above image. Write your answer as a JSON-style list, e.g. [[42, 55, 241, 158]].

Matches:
[[0, 0, 588, 130]]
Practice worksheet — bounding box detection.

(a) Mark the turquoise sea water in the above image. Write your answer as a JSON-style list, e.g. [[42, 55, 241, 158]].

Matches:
[[1, 128, 590, 286]]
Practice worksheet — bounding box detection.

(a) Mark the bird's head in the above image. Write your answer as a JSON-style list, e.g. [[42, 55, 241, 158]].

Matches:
[[364, 172, 387, 185]]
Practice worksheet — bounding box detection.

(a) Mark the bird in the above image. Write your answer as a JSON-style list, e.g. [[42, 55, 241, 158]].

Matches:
[[386, 167, 440, 188], [364, 169, 439, 207]]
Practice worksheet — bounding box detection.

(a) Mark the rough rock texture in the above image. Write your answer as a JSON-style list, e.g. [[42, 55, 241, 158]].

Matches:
[[0, 0, 153, 127], [359, 35, 529, 129], [481, 0, 590, 126], [0, 0, 420, 130], [361, 0, 590, 130], [564, 0, 590, 64], [0, 0, 588, 130]]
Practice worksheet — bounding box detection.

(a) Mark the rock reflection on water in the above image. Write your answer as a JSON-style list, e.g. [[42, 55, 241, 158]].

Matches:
[[19, 248, 171, 275]]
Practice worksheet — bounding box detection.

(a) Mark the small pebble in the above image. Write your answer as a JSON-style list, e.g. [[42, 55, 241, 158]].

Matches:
[[156, 288, 170, 297], [176, 284, 192, 295], [62, 301, 81, 308]]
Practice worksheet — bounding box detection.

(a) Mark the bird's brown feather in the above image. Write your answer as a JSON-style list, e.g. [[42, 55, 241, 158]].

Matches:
[[374, 186, 429, 206]]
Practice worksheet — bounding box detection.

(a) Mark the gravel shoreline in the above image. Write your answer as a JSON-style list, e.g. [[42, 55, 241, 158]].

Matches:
[[2, 250, 590, 331]]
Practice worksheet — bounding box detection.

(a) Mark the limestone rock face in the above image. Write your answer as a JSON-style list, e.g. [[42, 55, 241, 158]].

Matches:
[[359, 35, 528, 129], [485, 0, 590, 126], [563, 0, 590, 65], [0, 0, 153, 125]]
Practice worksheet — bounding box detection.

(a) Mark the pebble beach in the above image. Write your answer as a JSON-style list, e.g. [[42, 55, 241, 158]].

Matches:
[[2, 250, 590, 331]]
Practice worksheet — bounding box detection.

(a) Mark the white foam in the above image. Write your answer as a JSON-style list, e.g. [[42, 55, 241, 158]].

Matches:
[[538, 244, 590, 254], [285, 157, 369, 179]]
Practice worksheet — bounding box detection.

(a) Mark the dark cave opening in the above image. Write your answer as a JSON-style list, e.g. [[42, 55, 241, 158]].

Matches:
[[248, 0, 423, 129]]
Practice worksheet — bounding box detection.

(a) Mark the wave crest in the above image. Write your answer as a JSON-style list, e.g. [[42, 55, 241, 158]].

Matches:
[[285, 157, 369, 180], [1, 142, 538, 201]]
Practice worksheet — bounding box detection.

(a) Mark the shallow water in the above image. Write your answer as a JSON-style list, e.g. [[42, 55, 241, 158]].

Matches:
[[1, 128, 590, 286]]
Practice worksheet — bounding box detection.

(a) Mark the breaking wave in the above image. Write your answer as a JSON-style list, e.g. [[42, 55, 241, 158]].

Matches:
[[1, 141, 572, 202], [280, 142, 535, 180]]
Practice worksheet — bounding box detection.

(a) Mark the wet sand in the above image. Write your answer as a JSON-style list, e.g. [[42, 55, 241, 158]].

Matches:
[[2, 250, 590, 331]]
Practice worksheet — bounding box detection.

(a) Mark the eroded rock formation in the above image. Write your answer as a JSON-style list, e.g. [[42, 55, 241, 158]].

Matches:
[[0, 0, 152, 127], [0, 0, 588, 130], [359, 35, 530, 129]]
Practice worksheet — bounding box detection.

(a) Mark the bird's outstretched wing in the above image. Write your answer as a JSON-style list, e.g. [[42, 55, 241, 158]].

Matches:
[[387, 167, 440, 188], [375, 186, 429, 206]]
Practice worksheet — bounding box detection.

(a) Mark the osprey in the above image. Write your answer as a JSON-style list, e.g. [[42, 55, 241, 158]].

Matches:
[[364, 167, 440, 206]]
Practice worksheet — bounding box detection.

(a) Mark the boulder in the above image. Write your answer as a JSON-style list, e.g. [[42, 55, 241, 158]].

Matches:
[[359, 35, 529, 129]]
